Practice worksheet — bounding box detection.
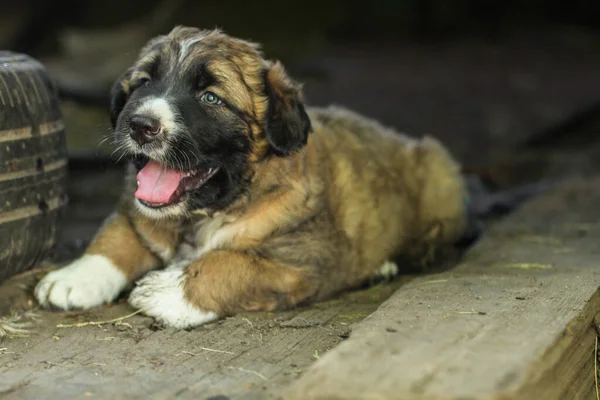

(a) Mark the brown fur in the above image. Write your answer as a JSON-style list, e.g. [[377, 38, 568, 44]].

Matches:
[[81, 27, 468, 319]]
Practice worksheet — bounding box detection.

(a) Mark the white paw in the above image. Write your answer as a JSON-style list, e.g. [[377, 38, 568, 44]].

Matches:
[[34, 254, 127, 310], [375, 260, 399, 280], [128, 268, 217, 329]]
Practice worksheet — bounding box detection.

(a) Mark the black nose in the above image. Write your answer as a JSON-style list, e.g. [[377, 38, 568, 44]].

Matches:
[[129, 115, 161, 145]]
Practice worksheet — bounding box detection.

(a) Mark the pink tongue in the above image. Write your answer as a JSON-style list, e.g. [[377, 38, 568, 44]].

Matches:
[[135, 161, 184, 204]]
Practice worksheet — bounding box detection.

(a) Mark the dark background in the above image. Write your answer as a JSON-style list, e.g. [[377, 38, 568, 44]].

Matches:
[[2, 0, 600, 188]]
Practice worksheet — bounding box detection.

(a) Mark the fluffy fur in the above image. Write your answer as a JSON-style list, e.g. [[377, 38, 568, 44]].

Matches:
[[35, 26, 469, 328]]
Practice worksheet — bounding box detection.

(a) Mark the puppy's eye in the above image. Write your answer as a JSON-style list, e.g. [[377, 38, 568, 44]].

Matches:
[[200, 91, 223, 105]]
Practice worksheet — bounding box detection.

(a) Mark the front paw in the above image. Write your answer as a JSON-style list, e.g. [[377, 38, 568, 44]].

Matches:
[[128, 269, 218, 329], [375, 260, 399, 281], [34, 254, 127, 310]]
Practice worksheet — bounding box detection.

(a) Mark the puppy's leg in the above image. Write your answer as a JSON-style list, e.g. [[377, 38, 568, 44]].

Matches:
[[35, 212, 174, 310], [374, 260, 399, 281], [129, 250, 317, 329]]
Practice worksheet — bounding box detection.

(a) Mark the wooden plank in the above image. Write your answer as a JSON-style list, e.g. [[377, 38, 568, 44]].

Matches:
[[285, 176, 600, 400], [0, 265, 408, 399]]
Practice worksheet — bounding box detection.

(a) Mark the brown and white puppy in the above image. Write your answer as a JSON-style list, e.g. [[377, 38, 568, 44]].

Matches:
[[34, 26, 468, 329]]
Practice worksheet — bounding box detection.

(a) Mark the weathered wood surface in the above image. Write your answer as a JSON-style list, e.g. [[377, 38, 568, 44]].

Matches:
[[286, 176, 600, 400], [0, 263, 408, 399]]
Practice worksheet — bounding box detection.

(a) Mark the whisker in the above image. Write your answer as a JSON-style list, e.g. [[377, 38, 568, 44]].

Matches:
[[114, 146, 132, 164], [96, 135, 114, 148], [110, 143, 127, 159], [179, 137, 201, 166], [177, 148, 189, 171], [183, 150, 192, 170]]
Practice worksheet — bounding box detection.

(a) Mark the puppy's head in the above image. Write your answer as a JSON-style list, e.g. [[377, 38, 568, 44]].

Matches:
[[111, 26, 312, 218]]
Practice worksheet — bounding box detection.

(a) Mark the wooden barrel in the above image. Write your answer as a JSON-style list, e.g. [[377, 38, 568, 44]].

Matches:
[[0, 51, 68, 283]]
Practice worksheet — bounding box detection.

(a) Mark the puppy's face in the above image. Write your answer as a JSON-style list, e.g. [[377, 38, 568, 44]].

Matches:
[[110, 26, 312, 219]]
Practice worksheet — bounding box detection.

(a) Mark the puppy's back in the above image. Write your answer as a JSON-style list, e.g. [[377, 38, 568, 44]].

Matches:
[[307, 105, 468, 276]]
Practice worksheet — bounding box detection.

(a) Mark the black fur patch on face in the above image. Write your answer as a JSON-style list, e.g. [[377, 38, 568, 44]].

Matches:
[[112, 53, 254, 212], [166, 92, 253, 211]]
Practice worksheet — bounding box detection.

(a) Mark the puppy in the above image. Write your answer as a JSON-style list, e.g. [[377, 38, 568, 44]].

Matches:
[[35, 26, 468, 329]]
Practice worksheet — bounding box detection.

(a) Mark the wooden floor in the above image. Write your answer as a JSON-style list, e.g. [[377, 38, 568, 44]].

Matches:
[[287, 176, 600, 400], [1, 176, 600, 399], [0, 265, 410, 399]]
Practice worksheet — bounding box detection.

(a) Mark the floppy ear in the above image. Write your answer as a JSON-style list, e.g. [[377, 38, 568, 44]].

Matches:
[[264, 61, 312, 156], [109, 69, 133, 129]]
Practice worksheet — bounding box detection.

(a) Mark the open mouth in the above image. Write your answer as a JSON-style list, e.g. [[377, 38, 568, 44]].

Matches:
[[135, 160, 219, 209]]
